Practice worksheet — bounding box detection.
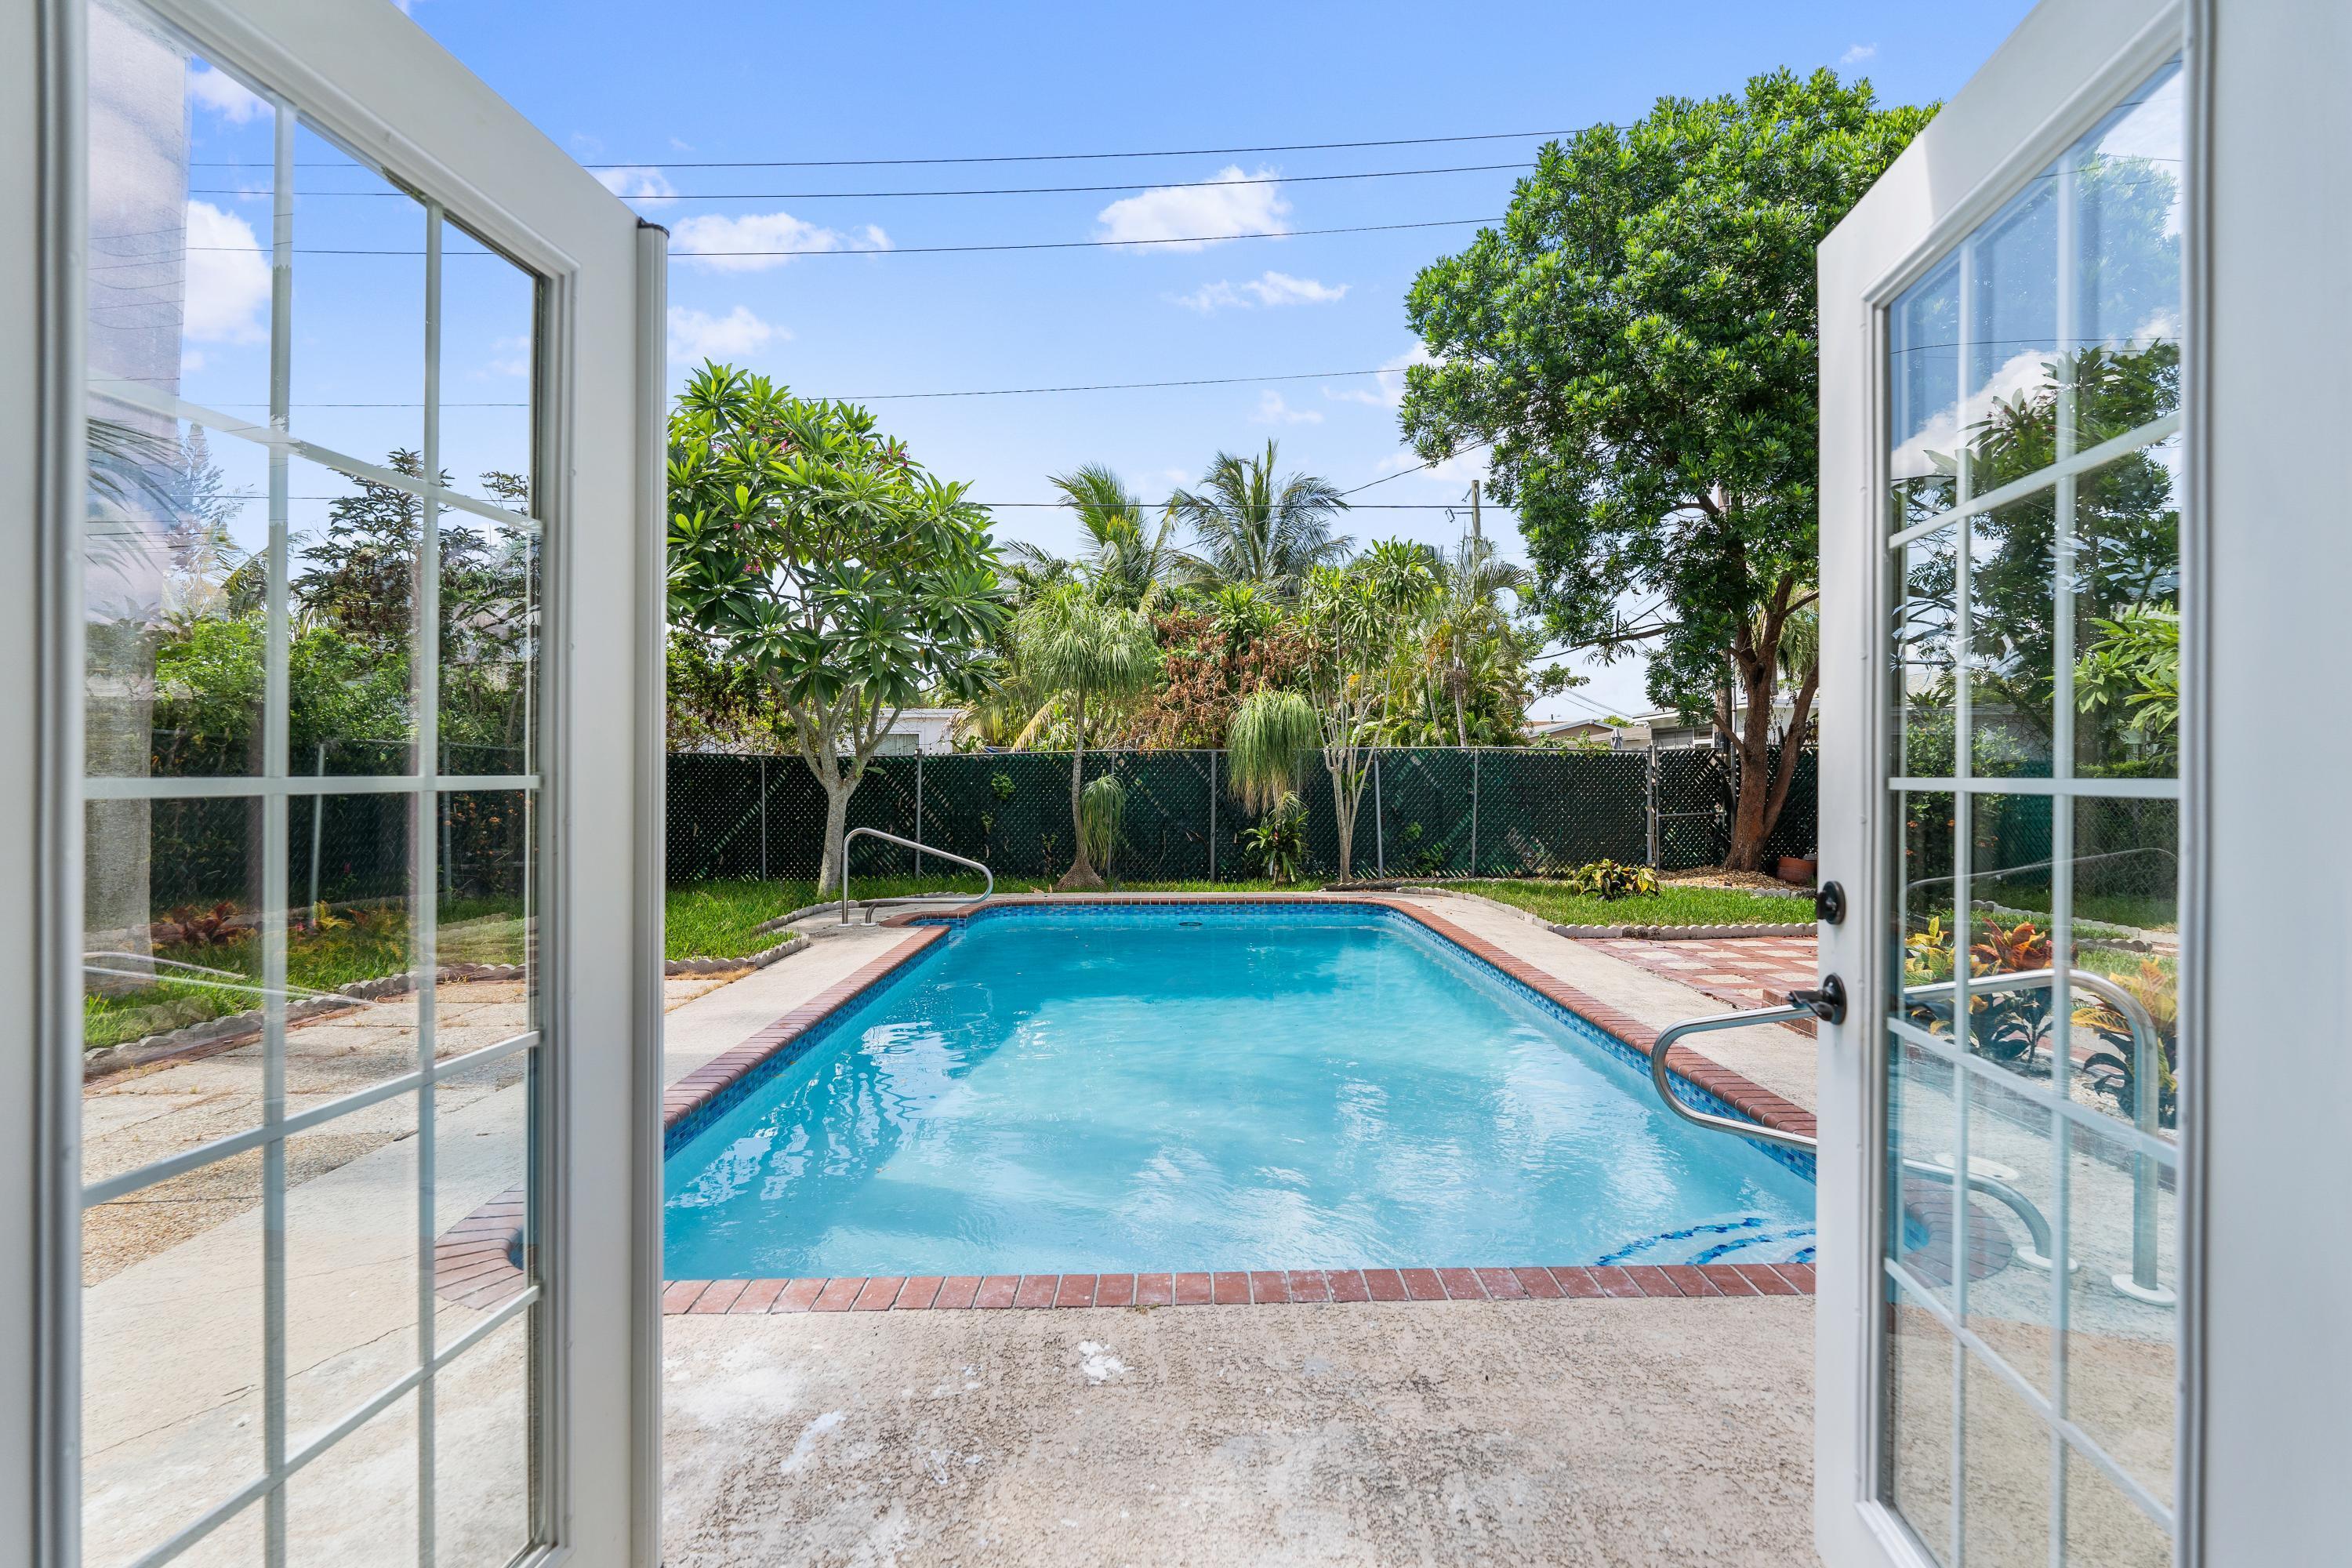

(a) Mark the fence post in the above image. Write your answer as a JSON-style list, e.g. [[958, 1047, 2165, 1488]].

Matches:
[[1207, 750, 1218, 882], [307, 741, 325, 916], [913, 752, 924, 877], [1646, 748, 1659, 868], [1468, 748, 1479, 877], [1373, 752, 1385, 877], [758, 754, 768, 880]]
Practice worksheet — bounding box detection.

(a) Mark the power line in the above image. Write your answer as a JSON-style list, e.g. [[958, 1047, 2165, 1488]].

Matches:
[[191, 162, 1530, 203], [190, 129, 1576, 173], [103, 216, 1499, 263], [688, 216, 1497, 258], [977, 501, 1508, 511], [587, 129, 1574, 169], [822, 368, 1389, 401], [1341, 437, 1490, 495]]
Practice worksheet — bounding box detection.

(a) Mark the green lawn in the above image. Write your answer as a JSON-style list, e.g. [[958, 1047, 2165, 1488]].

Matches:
[[87, 872, 1825, 1055], [662, 874, 1294, 959], [85, 895, 525, 1053], [1972, 877, 2176, 934], [1451, 879, 1812, 928]]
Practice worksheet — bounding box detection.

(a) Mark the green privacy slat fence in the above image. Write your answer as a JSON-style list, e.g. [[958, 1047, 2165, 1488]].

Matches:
[[666, 746, 1818, 886]]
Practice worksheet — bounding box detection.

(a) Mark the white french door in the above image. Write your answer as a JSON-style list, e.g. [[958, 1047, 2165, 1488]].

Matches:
[[2, 2, 669, 1565], [1818, 2, 2352, 1565], [1818, 3, 2192, 1565]]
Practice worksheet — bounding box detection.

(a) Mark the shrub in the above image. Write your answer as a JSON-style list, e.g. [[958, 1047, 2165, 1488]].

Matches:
[[1243, 796, 1308, 886], [1559, 859, 1658, 900]]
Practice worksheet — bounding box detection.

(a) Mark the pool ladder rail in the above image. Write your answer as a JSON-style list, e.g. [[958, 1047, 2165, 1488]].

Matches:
[[1647, 966, 2172, 1307], [838, 827, 994, 926]]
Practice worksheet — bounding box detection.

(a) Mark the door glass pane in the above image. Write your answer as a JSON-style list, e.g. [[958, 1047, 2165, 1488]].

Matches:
[[1961, 1352, 2052, 1568], [1962, 180, 2060, 494], [1967, 503, 2056, 779], [2073, 441, 2183, 780], [434, 1313, 535, 1568], [435, 221, 539, 779], [1884, 1278, 1955, 1567], [1878, 53, 2184, 1566], [80, 5, 548, 1562], [1892, 524, 1958, 776], [1890, 256, 1961, 524], [285, 127, 425, 463]]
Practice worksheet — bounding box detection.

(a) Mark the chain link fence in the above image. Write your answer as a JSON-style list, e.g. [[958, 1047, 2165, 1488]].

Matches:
[[668, 745, 1820, 887]]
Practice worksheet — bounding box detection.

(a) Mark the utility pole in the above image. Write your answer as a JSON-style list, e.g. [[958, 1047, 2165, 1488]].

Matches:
[[1468, 479, 1482, 543]]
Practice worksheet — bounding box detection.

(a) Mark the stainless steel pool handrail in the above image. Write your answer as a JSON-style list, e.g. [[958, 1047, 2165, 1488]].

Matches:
[[839, 828, 993, 925], [1647, 1000, 2060, 1270], [1903, 966, 2171, 1303]]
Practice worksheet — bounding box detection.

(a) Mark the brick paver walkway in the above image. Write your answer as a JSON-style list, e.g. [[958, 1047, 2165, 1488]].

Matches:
[[1583, 934, 1820, 1030]]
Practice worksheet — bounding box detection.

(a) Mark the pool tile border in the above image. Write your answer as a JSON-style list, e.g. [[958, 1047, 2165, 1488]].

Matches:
[[659, 1261, 1815, 1315], [658, 893, 1823, 1303]]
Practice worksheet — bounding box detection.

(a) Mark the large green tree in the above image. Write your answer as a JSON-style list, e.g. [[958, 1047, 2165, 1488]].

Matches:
[[1400, 67, 1933, 869], [666, 364, 1009, 891]]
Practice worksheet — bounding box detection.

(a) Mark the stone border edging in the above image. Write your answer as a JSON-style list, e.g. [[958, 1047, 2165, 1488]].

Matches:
[[663, 931, 808, 978], [83, 960, 530, 1083], [433, 1187, 532, 1311], [662, 924, 954, 1142], [1385, 884, 1813, 940], [662, 1261, 1817, 1316]]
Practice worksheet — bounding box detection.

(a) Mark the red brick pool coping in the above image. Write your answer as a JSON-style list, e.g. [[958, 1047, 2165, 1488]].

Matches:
[[654, 893, 1821, 1309], [662, 1262, 1816, 1315]]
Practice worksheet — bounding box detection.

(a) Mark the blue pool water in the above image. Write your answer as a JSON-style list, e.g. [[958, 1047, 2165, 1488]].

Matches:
[[662, 905, 1815, 1279]]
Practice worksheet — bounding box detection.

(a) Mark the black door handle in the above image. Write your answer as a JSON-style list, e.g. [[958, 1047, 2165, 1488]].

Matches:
[[1788, 975, 1847, 1025], [1815, 880, 1846, 925]]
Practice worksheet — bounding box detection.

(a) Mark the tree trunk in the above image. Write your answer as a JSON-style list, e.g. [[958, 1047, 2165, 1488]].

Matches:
[[817, 774, 853, 898], [1332, 760, 1356, 883], [1057, 689, 1104, 891], [1722, 641, 1781, 873]]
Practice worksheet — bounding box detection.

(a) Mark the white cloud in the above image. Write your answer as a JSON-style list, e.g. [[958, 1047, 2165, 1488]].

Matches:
[[1096, 165, 1291, 251], [1324, 343, 1438, 409], [1840, 43, 1878, 65], [1173, 269, 1348, 313], [485, 334, 532, 377], [182, 201, 270, 343], [188, 64, 267, 124], [669, 210, 892, 272], [667, 304, 785, 362], [1250, 390, 1321, 426], [595, 165, 677, 208]]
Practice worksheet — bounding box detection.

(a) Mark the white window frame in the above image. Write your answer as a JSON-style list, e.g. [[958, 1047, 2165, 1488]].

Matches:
[[1814, 2, 2204, 1565], [5, 2, 670, 1564]]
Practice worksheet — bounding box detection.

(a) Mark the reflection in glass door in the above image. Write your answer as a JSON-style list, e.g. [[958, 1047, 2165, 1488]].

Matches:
[[80, 2, 546, 1563], [1879, 58, 2183, 1568]]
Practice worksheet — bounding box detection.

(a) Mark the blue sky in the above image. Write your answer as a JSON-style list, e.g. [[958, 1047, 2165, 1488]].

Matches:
[[391, 0, 2033, 720]]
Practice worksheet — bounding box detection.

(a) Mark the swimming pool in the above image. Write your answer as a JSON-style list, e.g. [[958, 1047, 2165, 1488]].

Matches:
[[662, 902, 1815, 1280]]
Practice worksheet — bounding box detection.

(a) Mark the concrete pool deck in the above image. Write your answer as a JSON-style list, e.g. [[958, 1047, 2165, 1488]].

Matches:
[[655, 895, 1832, 1566]]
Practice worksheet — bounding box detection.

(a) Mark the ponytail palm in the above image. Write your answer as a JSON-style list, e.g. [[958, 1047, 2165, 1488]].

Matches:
[[1012, 582, 1162, 889], [1225, 688, 1319, 813]]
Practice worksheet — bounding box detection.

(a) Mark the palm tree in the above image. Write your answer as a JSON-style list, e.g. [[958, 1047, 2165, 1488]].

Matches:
[[1422, 535, 1529, 747], [1171, 440, 1351, 597], [1011, 581, 1163, 889], [1004, 463, 1179, 612]]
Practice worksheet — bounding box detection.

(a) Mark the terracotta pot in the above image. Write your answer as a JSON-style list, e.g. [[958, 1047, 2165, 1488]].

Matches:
[[1777, 855, 1818, 885]]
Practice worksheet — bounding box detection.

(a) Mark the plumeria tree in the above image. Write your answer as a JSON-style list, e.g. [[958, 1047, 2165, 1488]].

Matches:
[[665, 363, 1009, 891]]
